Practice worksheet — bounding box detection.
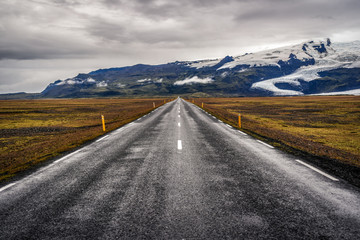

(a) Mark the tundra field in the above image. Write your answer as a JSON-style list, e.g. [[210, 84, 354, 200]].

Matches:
[[0, 98, 167, 182], [0, 96, 359, 185], [190, 96, 360, 184]]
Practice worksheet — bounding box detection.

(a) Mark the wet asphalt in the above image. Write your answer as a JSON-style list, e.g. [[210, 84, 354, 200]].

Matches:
[[0, 98, 360, 239]]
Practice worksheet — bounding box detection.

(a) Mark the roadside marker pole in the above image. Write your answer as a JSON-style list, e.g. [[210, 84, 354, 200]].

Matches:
[[192, 99, 194, 103], [153, 102, 156, 108], [101, 115, 106, 131], [202, 102, 204, 108], [238, 114, 242, 128]]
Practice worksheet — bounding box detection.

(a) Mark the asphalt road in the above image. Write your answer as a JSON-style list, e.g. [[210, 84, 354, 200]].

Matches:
[[1, 98, 360, 239]]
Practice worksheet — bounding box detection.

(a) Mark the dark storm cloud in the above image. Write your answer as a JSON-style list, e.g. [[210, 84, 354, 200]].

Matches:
[[1, 0, 360, 60], [0, 0, 98, 60], [1, 0, 360, 93]]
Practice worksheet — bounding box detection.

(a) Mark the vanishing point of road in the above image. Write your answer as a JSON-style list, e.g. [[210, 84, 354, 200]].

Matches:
[[1, 98, 360, 239]]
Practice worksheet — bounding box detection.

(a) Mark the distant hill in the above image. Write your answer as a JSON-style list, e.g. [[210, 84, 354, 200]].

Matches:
[[0, 92, 41, 100], [2, 39, 360, 99]]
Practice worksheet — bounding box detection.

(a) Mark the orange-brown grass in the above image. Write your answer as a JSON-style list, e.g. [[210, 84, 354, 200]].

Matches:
[[191, 96, 360, 168], [0, 98, 168, 182]]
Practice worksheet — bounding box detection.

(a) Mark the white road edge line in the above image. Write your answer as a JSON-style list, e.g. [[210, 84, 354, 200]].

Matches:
[[256, 140, 274, 149], [67, 149, 82, 157], [54, 149, 82, 163], [238, 131, 247, 136], [114, 128, 124, 133], [54, 157, 67, 163], [0, 183, 16, 193], [34, 148, 83, 173], [177, 140, 182, 150], [296, 160, 339, 181], [0, 144, 87, 193], [96, 135, 109, 142]]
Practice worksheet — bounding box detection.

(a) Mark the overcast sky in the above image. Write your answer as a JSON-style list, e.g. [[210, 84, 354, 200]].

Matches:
[[1, 0, 360, 93]]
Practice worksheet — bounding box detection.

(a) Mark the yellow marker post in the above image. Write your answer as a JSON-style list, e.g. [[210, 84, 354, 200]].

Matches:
[[192, 99, 194, 103], [238, 114, 242, 128], [101, 115, 106, 132], [202, 102, 204, 108], [153, 102, 156, 108], [164, 99, 166, 103]]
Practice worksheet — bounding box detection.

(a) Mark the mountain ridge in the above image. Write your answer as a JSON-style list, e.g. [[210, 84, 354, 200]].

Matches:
[[2, 39, 360, 99]]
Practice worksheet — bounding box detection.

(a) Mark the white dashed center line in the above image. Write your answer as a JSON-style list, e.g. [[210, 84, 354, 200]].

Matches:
[[178, 122, 181, 127], [177, 140, 182, 150]]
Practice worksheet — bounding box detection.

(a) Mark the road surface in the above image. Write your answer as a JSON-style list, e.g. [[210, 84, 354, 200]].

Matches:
[[1, 98, 360, 239]]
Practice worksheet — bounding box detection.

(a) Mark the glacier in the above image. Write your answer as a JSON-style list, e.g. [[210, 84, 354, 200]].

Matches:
[[249, 39, 360, 95]]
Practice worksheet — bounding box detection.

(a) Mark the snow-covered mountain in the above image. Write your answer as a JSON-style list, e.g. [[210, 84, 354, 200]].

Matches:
[[7, 38, 359, 99], [249, 39, 360, 95], [190, 38, 333, 70]]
